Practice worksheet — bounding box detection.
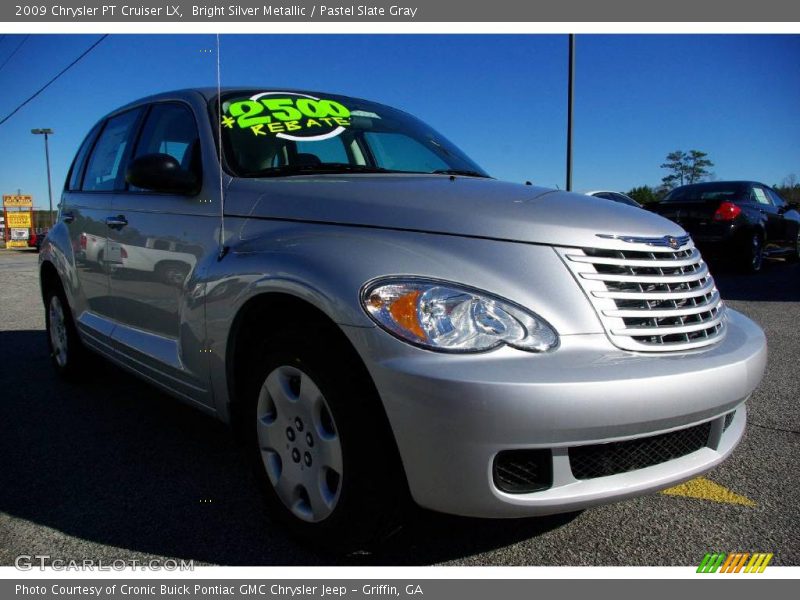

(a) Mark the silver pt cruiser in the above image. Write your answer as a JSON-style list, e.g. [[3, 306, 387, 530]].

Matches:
[[40, 88, 767, 548]]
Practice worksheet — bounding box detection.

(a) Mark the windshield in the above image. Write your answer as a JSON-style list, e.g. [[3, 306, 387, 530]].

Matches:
[[215, 90, 489, 178]]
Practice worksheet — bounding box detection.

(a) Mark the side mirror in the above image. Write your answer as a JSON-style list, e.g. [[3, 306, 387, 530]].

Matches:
[[126, 153, 199, 195]]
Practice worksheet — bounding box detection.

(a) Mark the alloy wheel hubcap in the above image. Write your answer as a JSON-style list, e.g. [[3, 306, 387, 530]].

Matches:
[[256, 365, 342, 522], [752, 235, 762, 269], [48, 296, 68, 368]]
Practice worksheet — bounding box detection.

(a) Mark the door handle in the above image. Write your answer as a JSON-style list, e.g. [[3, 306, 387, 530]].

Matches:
[[61, 211, 75, 224], [106, 215, 128, 229]]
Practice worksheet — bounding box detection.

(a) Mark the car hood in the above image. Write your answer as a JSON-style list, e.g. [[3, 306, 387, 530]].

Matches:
[[229, 175, 685, 249]]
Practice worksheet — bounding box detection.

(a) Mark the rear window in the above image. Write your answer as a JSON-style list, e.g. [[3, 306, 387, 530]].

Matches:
[[663, 183, 749, 203]]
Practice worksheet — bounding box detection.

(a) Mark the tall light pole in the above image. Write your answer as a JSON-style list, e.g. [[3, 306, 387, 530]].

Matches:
[[31, 128, 54, 229], [566, 34, 575, 192]]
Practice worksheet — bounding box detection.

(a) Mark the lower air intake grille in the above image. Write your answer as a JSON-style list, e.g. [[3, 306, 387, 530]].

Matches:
[[569, 422, 712, 480], [723, 412, 735, 431], [493, 449, 552, 493]]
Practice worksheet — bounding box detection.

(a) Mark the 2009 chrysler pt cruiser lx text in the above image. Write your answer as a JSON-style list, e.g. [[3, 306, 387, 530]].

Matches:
[[40, 88, 767, 547]]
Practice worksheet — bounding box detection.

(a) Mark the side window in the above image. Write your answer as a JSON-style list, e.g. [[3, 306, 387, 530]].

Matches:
[[767, 188, 787, 208], [752, 186, 772, 206], [82, 109, 141, 192], [66, 121, 103, 191], [133, 103, 200, 177]]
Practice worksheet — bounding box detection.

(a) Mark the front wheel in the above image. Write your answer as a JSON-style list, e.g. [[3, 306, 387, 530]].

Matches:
[[243, 329, 406, 550], [44, 284, 86, 379], [788, 230, 800, 263], [741, 232, 764, 273]]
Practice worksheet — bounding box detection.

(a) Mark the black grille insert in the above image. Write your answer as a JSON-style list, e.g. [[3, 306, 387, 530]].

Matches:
[[493, 449, 552, 493], [723, 412, 735, 431], [569, 422, 712, 480]]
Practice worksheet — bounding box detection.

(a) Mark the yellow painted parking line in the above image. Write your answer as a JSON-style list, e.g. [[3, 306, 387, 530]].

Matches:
[[660, 476, 756, 506]]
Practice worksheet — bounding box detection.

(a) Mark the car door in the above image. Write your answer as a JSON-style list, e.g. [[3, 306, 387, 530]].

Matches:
[[61, 108, 142, 342], [766, 187, 798, 251], [106, 100, 219, 405], [752, 184, 782, 252]]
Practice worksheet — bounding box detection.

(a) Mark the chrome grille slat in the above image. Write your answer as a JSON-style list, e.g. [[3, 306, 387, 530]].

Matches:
[[591, 277, 715, 300], [580, 263, 709, 284], [558, 238, 726, 352], [603, 291, 721, 318], [566, 248, 702, 268], [611, 311, 724, 336]]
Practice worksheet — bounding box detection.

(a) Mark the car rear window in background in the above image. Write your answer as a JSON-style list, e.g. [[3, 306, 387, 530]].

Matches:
[[663, 183, 750, 203], [752, 187, 771, 205]]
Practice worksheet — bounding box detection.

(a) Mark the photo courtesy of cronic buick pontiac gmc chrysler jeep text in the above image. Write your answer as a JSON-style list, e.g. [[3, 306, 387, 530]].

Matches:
[[39, 89, 767, 549]]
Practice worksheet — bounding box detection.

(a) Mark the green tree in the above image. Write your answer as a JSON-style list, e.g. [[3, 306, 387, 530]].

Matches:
[[686, 150, 714, 184], [660, 149, 714, 189], [660, 150, 688, 189], [627, 185, 660, 205], [776, 173, 799, 204]]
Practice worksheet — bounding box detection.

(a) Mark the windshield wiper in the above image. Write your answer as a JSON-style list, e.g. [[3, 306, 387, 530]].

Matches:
[[430, 169, 491, 178], [246, 163, 398, 178]]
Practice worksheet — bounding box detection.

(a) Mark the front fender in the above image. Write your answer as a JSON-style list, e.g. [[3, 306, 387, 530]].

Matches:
[[38, 221, 80, 310], [202, 218, 602, 421]]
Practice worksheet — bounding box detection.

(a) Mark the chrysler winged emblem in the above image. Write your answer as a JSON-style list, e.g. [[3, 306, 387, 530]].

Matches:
[[596, 233, 691, 249]]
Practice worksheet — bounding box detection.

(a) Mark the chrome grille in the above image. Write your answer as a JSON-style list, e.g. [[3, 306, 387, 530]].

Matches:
[[559, 238, 726, 352]]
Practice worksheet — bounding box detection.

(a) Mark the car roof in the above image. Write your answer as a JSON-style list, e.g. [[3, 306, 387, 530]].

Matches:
[[111, 87, 385, 114], [672, 181, 765, 190]]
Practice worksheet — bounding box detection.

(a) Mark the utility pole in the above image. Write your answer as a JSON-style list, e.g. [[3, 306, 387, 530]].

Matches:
[[566, 34, 575, 192], [31, 128, 54, 228]]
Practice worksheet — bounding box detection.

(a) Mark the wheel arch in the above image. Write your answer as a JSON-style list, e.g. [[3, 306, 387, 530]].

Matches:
[[39, 259, 62, 305], [224, 292, 405, 478]]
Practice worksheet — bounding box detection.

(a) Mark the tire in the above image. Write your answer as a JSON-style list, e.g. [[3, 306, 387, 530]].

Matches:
[[242, 326, 406, 551], [741, 231, 764, 273], [44, 281, 86, 380], [788, 230, 800, 263], [96, 249, 107, 273], [155, 261, 190, 287]]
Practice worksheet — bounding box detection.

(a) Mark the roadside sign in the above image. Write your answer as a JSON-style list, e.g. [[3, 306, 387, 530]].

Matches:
[[3, 195, 33, 208], [6, 240, 28, 248], [10, 228, 29, 241], [6, 212, 32, 228]]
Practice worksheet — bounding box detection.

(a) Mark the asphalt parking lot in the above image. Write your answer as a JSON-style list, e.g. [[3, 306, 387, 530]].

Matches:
[[0, 248, 797, 566]]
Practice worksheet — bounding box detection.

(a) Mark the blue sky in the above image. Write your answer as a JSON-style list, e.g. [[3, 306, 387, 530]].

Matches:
[[0, 34, 798, 209]]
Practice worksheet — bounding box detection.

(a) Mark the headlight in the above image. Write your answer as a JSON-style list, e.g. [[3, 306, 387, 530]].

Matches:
[[361, 279, 558, 353]]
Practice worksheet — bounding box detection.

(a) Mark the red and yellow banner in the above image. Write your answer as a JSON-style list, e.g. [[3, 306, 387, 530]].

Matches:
[[6, 212, 31, 228], [3, 194, 32, 207]]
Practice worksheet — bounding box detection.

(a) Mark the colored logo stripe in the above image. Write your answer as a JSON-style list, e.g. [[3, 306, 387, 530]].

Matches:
[[697, 553, 726, 573], [745, 553, 773, 573], [697, 552, 773, 573]]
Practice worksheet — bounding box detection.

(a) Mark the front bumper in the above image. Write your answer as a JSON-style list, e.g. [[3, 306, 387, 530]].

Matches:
[[344, 309, 767, 518]]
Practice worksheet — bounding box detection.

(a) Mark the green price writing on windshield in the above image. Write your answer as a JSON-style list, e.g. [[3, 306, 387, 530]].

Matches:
[[227, 97, 351, 129]]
